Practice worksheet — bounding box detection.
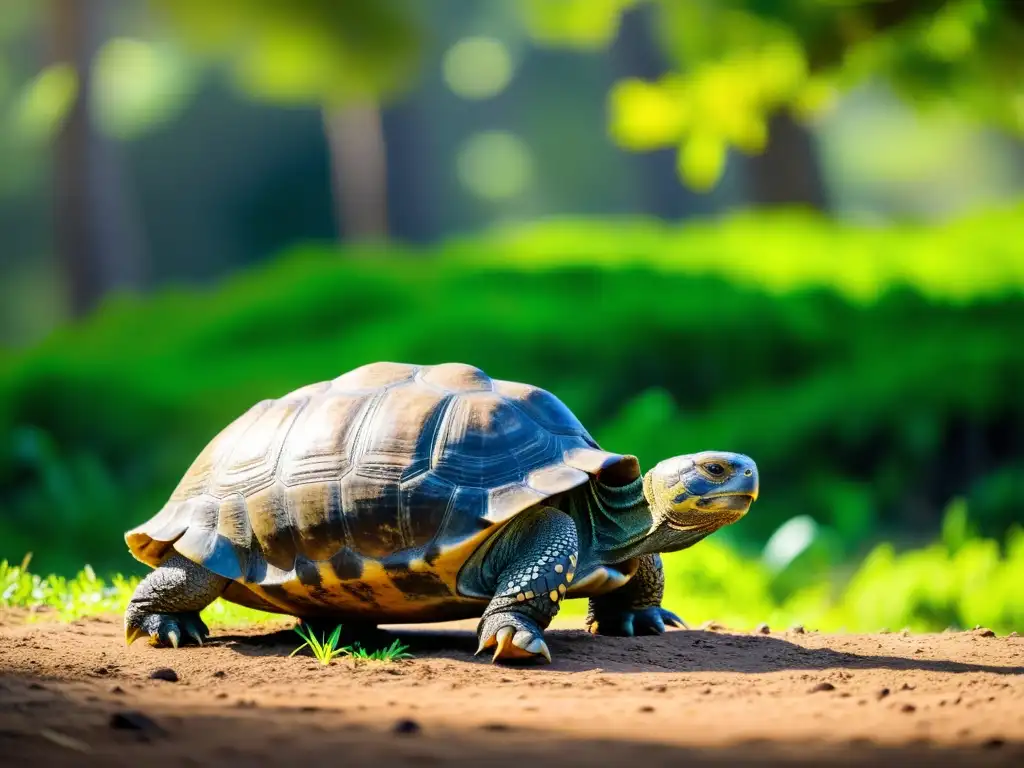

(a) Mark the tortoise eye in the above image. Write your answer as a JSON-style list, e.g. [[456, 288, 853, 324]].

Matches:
[[704, 462, 726, 477]]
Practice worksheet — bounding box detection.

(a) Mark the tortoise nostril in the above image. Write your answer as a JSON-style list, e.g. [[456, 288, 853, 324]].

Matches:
[[744, 469, 753, 476]]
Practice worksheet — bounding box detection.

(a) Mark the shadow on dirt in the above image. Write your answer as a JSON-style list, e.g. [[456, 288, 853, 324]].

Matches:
[[215, 625, 1024, 676], [4, 670, 1020, 768]]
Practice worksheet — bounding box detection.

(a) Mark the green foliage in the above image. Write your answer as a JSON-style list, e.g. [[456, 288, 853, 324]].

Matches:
[[520, 0, 1024, 189], [2, 207, 1023, 576], [0, 555, 271, 627], [0, 555, 133, 622], [150, 0, 420, 106], [480, 204, 1024, 301]]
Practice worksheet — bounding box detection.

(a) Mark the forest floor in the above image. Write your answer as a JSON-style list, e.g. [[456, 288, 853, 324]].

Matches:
[[0, 612, 1022, 767]]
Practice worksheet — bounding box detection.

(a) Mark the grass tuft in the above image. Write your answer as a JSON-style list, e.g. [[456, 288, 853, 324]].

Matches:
[[289, 623, 349, 665], [346, 638, 414, 662], [289, 624, 413, 665]]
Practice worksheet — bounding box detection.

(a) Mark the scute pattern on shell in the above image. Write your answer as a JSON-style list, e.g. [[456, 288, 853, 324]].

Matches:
[[125, 362, 639, 589]]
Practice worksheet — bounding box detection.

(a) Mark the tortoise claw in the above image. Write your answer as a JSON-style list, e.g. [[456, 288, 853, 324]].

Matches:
[[523, 637, 551, 663], [492, 626, 516, 662], [125, 626, 144, 647], [124, 610, 209, 649], [477, 616, 551, 664]]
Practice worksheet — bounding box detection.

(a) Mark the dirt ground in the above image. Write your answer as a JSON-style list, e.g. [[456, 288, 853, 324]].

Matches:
[[0, 612, 1021, 767]]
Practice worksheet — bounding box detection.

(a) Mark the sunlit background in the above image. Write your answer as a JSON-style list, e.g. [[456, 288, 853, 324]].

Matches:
[[1, 0, 1023, 633]]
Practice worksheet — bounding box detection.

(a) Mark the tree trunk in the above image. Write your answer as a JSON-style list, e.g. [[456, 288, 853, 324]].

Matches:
[[50, 0, 144, 317], [322, 102, 389, 241], [746, 111, 829, 210]]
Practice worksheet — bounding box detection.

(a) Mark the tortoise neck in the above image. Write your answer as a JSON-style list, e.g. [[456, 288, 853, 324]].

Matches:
[[581, 474, 654, 564]]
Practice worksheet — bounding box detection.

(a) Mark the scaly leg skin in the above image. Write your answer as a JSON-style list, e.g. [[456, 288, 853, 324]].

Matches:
[[585, 553, 687, 636], [125, 552, 229, 648], [476, 506, 579, 665]]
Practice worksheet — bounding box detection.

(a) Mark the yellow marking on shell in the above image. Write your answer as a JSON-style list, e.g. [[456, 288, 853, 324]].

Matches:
[[569, 554, 577, 567], [554, 564, 564, 573], [549, 590, 559, 602], [558, 584, 566, 595], [234, 517, 521, 623], [516, 593, 526, 602], [566, 571, 574, 583], [525, 590, 535, 599]]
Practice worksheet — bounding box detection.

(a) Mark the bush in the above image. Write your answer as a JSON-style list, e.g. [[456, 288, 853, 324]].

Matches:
[[1, 205, 1023, 574]]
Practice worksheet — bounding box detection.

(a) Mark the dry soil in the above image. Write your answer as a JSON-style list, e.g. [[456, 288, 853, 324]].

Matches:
[[1, 612, 1022, 766]]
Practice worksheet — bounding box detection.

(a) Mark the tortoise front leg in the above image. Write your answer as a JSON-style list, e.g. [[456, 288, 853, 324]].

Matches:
[[585, 553, 687, 636], [125, 553, 229, 648], [476, 506, 578, 664]]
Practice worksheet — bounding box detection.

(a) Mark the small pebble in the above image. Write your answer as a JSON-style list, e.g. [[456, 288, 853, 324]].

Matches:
[[700, 620, 725, 631], [92, 666, 109, 676], [901, 704, 916, 713], [215, 692, 228, 699], [877, 688, 891, 700], [1009, 631, 1019, 638], [212, 671, 226, 678], [393, 718, 421, 735], [983, 738, 1005, 749], [109, 711, 165, 735], [639, 705, 655, 713], [481, 723, 510, 731], [755, 623, 770, 635], [809, 682, 836, 693], [900, 683, 915, 691], [148, 668, 178, 683], [976, 628, 996, 638], [790, 625, 806, 634], [108, 685, 125, 695]]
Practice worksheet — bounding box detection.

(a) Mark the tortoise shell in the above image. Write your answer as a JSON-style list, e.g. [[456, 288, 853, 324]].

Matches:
[[125, 362, 639, 619]]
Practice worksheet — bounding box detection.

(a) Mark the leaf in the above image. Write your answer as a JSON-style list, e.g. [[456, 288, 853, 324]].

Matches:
[[677, 132, 727, 191]]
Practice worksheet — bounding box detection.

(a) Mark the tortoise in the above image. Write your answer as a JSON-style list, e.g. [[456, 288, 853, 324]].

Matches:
[[124, 362, 758, 663]]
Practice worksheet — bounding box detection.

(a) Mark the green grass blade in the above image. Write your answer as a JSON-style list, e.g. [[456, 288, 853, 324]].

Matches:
[[288, 639, 311, 658], [326, 624, 343, 651]]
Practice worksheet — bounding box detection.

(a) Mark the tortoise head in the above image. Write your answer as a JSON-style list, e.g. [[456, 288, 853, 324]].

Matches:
[[642, 451, 758, 551]]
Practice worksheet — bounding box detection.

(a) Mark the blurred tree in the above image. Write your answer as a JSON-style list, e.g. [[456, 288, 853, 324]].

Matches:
[[148, 0, 420, 240], [520, 0, 1024, 194], [50, 0, 144, 316]]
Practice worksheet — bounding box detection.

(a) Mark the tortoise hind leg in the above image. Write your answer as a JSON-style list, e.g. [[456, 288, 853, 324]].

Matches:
[[475, 506, 578, 664], [125, 552, 229, 648]]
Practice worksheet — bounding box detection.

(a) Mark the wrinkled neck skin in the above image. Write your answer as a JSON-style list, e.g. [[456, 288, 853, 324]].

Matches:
[[570, 475, 713, 568], [569, 476, 653, 566]]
